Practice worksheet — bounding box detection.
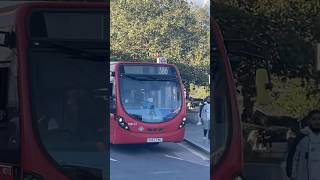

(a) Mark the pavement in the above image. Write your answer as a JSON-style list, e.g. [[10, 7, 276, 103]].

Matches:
[[245, 142, 288, 163], [184, 121, 210, 155], [244, 162, 289, 180], [183, 112, 292, 180]]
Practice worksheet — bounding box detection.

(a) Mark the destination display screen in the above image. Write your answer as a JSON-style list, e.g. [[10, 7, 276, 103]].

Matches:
[[119, 64, 177, 76], [28, 10, 107, 41]]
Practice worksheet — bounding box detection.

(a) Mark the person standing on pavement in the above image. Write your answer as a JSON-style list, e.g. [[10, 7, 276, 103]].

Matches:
[[201, 96, 210, 139], [286, 127, 296, 149], [286, 110, 320, 180], [247, 129, 258, 151], [263, 129, 272, 152], [197, 98, 207, 125]]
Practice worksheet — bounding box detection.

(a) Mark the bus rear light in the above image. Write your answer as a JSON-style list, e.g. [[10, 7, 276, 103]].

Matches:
[[116, 116, 130, 130]]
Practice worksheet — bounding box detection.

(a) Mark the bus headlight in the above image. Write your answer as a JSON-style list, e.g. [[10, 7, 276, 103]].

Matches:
[[116, 116, 130, 130], [179, 117, 186, 129]]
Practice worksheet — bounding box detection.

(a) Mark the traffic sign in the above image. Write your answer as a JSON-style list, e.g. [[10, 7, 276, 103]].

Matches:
[[157, 57, 167, 64]]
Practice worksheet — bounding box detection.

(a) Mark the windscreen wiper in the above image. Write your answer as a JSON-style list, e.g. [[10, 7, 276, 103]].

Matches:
[[163, 113, 176, 120], [149, 75, 178, 81], [31, 41, 107, 61], [129, 114, 142, 121]]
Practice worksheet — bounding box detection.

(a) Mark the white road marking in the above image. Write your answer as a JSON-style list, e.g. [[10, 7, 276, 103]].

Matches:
[[165, 154, 184, 161], [151, 170, 176, 175], [110, 158, 118, 162], [178, 143, 209, 161]]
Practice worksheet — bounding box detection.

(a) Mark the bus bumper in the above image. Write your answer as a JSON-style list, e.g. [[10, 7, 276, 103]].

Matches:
[[111, 128, 185, 144]]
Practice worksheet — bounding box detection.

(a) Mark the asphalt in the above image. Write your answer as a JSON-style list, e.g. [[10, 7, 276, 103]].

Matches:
[[110, 142, 210, 180], [109, 111, 210, 180]]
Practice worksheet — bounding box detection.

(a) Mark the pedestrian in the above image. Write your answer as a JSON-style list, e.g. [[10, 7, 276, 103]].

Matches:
[[197, 98, 206, 125], [187, 101, 191, 110], [286, 127, 296, 149], [247, 129, 258, 151], [263, 129, 272, 151], [286, 110, 320, 180], [256, 129, 264, 151], [201, 96, 210, 139]]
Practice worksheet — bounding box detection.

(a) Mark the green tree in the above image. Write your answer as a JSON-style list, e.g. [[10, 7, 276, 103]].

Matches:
[[256, 77, 320, 118], [111, 0, 210, 86], [213, 1, 320, 120]]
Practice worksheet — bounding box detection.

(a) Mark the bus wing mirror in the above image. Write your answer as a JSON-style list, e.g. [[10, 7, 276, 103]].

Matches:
[[0, 110, 6, 121], [109, 83, 116, 113], [0, 110, 8, 129], [256, 68, 272, 105], [110, 97, 116, 113], [0, 31, 15, 48], [109, 83, 113, 96]]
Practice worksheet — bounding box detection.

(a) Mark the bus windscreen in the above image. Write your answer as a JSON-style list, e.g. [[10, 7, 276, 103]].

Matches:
[[118, 64, 182, 123]]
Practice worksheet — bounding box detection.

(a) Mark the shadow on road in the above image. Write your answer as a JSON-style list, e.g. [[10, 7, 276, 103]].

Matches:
[[110, 143, 178, 154]]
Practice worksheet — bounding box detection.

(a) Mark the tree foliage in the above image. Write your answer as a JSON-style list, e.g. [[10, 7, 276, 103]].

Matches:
[[213, 1, 320, 119], [214, 0, 320, 76], [189, 83, 209, 99], [256, 77, 320, 118], [111, 0, 210, 85]]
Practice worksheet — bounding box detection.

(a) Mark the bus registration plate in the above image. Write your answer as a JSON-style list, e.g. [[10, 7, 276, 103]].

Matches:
[[147, 138, 163, 143]]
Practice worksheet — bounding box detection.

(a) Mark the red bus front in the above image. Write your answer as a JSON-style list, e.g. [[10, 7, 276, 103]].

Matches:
[[211, 19, 244, 180], [110, 62, 186, 144]]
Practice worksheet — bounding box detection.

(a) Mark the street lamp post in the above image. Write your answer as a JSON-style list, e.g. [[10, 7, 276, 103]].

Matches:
[[316, 43, 320, 71]]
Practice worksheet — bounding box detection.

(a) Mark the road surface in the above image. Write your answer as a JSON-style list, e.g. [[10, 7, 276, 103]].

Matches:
[[110, 142, 210, 180]]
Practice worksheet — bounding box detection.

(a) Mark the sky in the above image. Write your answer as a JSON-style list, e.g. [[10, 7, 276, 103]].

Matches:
[[186, 0, 210, 14], [187, 0, 209, 7]]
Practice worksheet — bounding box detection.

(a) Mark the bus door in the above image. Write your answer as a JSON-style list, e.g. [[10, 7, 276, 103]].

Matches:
[[212, 20, 243, 180], [0, 31, 19, 180], [16, 3, 108, 179]]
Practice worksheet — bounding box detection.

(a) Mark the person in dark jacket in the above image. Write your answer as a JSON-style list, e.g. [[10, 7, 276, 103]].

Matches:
[[197, 98, 207, 126], [286, 110, 320, 180]]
